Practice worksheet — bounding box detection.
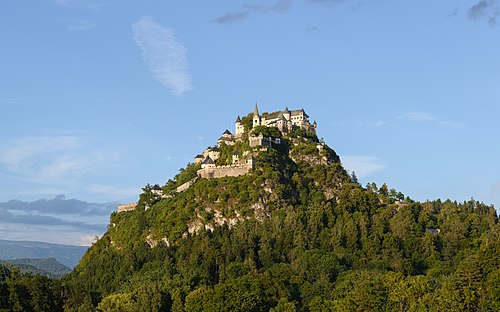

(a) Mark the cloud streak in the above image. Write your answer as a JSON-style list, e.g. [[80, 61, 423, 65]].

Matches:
[[0, 196, 116, 217], [491, 182, 500, 198], [50, 0, 104, 10], [308, 0, 344, 3], [66, 19, 96, 31], [0, 136, 79, 169], [467, 0, 500, 26], [0, 196, 116, 245], [212, 0, 292, 24], [0, 136, 95, 186], [397, 112, 465, 129], [212, 11, 250, 24], [0, 135, 122, 198], [341, 156, 385, 178], [132, 16, 193, 96], [86, 184, 140, 199], [0, 209, 104, 232]]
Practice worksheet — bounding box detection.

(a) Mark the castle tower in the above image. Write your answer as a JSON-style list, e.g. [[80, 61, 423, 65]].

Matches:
[[252, 103, 261, 127], [235, 115, 244, 135], [283, 107, 290, 121], [283, 107, 292, 132], [276, 112, 286, 132]]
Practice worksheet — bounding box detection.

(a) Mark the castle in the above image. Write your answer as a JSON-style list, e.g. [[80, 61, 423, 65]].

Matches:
[[194, 104, 316, 178], [118, 104, 316, 212], [236, 104, 316, 136]]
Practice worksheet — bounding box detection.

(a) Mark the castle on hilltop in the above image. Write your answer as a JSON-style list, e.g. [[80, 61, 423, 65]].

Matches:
[[235, 104, 316, 136], [118, 104, 318, 213], [194, 104, 316, 179]]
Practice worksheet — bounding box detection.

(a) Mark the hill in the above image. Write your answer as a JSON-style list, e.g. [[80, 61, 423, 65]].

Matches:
[[0, 239, 88, 269], [62, 107, 500, 311], [1, 258, 71, 278]]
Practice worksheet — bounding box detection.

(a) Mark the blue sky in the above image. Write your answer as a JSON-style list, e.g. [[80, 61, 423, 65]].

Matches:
[[1, 0, 499, 245]]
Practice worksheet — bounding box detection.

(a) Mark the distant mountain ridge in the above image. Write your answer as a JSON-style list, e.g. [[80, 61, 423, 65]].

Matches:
[[1, 258, 71, 278], [0, 239, 88, 269]]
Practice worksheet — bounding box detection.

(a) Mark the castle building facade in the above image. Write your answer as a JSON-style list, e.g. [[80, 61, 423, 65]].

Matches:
[[235, 104, 316, 135], [194, 104, 316, 180]]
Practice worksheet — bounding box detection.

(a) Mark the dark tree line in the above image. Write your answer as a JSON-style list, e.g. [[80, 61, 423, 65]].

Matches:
[[0, 264, 63, 312]]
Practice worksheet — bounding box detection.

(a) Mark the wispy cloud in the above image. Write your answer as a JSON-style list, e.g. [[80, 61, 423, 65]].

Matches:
[[397, 112, 465, 129], [0, 209, 104, 232], [132, 16, 193, 96], [332, 120, 387, 128], [308, 0, 344, 3], [366, 120, 386, 128], [0, 196, 116, 217], [0, 136, 116, 188], [491, 182, 500, 198], [50, 0, 104, 10], [341, 156, 385, 178], [447, 8, 459, 18], [467, 0, 500, 26], [212, 0, 292, 24], [212, 11, 250, 24], [66, 18, 96, 31], [244, 0, 292, 13], [0, 97, 26, 105], [80, 235, 98, 246], [0, 136, 79, 169], [0, 196, 116, 245], [86, 184, 140, 200], [308, 0, 364, 9]]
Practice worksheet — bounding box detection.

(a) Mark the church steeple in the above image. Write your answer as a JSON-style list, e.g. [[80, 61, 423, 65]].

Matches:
[[252, 103, 261, 127], [253, 102, 260, 117]]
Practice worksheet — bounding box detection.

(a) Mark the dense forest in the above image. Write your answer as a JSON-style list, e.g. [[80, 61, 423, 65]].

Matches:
[[2, 123, 499, 311], [0, 258, 71, 278], [0, 264, 63, 311]]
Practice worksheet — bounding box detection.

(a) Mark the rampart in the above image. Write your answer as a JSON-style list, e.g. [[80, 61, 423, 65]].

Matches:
[[117, 202, 138, 213], [197, 163, 253, 179], [176, 177, 199, 193]]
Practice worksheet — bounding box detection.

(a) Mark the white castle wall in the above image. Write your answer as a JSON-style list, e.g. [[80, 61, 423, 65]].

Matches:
[[197, 163, 253, 179]]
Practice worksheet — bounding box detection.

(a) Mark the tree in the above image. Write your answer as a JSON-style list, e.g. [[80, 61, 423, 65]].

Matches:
[[350, 171, 358, 184], [379, 183, 389, 196]]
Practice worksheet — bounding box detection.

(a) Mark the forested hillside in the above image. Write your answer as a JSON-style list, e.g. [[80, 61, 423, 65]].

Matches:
[[56, 125, 500, 312], [0, 264, 63, 311], [1, 258, 71, 278]]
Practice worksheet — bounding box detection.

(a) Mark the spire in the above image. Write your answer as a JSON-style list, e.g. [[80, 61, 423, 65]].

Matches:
[[253, 102, 259, 117], [284, 106, 290, 114], [235, 115, 241, 123]]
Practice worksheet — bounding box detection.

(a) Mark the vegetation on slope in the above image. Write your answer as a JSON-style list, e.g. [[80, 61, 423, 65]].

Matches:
[[58, 129, 500, 311], [1, 258, 71, 278], [0, 264, 64, 311]]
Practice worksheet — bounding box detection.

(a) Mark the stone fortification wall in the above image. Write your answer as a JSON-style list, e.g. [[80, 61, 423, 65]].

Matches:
[[197, 163, 252, 179], [249, 136, 271, 148], [176, 177, 199, 193], [117, 202, 137, 213]]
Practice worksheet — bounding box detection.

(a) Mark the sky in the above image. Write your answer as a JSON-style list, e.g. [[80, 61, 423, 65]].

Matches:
[[1, 0, 499, 245]]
